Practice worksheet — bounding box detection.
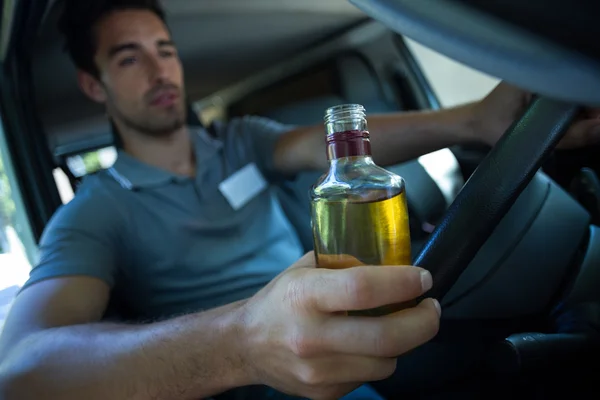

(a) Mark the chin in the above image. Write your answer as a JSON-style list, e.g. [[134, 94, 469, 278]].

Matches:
[[149, 120, 186, 137], [143, 109, 186, 134], [114, 107, 187, 137]]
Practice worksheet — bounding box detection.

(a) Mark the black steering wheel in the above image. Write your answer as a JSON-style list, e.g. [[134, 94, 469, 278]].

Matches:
[[345, 0, 600, 395], [345, 0, 599, 305], [415, 98, 578, 301]]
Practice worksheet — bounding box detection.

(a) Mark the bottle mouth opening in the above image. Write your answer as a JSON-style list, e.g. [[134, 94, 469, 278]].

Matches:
[[324, 104, 366, 125]]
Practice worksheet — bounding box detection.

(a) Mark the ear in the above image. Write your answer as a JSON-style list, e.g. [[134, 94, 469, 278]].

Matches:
[[77, 70, 107, 103]]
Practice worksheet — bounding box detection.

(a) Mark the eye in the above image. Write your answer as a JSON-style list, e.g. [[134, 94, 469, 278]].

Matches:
[[119, 56, 137, 67], [159, 50, 176, 58]]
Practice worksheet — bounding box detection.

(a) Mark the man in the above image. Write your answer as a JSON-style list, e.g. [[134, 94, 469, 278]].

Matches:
[[0, 1, 599, 399]]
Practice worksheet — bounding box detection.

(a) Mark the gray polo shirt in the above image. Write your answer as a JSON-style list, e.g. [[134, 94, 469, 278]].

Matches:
[[25, 116, 304, 321]]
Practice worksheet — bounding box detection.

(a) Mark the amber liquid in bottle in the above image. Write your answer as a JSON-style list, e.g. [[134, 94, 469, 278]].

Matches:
[[310, 105, 413, 317]]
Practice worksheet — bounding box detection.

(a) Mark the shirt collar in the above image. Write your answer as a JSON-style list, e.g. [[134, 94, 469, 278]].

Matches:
[[109, 127, 222, 190]]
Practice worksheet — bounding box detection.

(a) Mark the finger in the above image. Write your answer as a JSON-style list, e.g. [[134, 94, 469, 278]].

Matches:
[[320, 298, 441, 357], [558, 118, 600, 149], [305, 265, 432, 313], [490, 81, 532, 105], [303, 383, 363, 400], [585, 108, 600, 119], [295, 355, 396, 387]]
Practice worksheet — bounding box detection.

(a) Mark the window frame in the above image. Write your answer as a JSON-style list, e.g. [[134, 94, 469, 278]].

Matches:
[[0, 0, 63, 241], [0, 112, 37, 264]]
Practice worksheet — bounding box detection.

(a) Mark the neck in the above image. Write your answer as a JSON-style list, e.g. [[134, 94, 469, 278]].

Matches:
[[326, 129, 372, 161], [117, 123, 195, 177]]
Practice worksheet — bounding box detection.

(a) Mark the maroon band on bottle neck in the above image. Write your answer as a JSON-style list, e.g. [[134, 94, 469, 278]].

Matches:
[[326, 130, 372, 160]]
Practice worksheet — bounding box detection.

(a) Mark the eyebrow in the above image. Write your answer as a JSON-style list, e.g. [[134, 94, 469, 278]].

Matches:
[[108, 43, 140, 58], [108, 40, 176, 58], [157, 39, 176, 48]]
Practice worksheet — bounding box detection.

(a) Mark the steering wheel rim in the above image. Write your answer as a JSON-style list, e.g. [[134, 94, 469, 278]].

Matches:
[[414, 97, 579, 302]]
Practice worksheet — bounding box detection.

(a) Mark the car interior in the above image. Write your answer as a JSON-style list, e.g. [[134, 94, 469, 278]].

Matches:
[[0, 0, 599, 398], [34, 0, 461, 253]]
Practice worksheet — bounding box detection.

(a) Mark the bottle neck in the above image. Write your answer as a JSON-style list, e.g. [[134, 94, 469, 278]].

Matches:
[[326, 129, 372, 161], [323, 104, 371, 161]]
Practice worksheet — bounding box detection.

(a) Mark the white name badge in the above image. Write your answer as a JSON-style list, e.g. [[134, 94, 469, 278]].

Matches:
[[219, 163, 268, 210]]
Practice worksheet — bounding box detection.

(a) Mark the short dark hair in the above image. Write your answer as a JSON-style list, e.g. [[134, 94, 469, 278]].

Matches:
[[58, 0, 167, 78]]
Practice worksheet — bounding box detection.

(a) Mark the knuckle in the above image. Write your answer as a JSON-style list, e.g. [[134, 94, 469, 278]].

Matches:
[[289, 330, 317, 358], [296, 364, 326, 387], [283, 276, 309, 312], [372, 326, 396, 357], [345, 271, 374, 307]]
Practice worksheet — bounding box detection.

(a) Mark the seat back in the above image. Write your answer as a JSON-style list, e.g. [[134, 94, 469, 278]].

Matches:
[[262, 54, 449, 253], [264, 95, 345, 252]]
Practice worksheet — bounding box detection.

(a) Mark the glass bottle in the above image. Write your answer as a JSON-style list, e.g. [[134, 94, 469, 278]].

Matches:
[[309, 104, 412, 317]]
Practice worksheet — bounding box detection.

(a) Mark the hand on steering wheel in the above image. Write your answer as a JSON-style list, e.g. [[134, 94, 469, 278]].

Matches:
[[471, 82, 600, 150], [416, 96, 581, 301]]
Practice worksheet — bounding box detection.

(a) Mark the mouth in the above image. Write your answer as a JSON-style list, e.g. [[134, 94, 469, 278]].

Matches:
[[149, 89, 180, 108]]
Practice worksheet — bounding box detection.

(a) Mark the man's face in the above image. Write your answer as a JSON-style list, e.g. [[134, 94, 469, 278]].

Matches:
[[90, 9, 186, 136]]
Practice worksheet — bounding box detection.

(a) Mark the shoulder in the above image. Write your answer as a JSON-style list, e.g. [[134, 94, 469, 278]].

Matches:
[[42, 171, 127, 237], [213, 115, 295, 139], [29, 172, 127, 291]]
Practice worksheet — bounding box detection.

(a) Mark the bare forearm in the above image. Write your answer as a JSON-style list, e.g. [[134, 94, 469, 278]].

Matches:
[[275, 103, 478, 174], [367, 104, 477, 166], [0, 301, 250, 400]]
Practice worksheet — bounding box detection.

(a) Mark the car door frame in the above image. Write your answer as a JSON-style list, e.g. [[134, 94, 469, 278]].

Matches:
[[0, 0, 62, 241]]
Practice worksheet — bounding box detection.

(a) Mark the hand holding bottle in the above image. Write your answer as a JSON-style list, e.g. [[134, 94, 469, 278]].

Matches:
[[311, 104, 413, 316], [237, 252, 440, 400]]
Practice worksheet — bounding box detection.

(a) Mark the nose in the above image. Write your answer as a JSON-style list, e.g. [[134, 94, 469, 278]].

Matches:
[[146, 54, 169, 84]]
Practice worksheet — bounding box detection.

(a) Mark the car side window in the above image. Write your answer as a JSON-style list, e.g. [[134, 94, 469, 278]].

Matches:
[[0, 115, 38, 331], [53, 146, 118, 204], [404, 37, 500, 107]]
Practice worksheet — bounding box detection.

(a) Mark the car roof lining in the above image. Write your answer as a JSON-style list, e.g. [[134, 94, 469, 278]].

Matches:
[[35, 0, 600, 160], [51, 22, 391, 158]]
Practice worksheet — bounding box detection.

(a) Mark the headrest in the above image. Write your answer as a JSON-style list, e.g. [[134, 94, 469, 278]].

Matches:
[[56, 102, 204, 157]]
